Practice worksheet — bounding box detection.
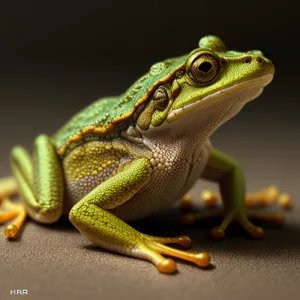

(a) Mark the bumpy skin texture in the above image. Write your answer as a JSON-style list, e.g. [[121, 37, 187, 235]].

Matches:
[[69, 158, 152, 253], [5, 36, 278, 273], [53, 57, 186, 156]]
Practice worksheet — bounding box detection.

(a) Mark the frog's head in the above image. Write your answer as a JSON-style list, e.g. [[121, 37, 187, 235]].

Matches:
[[136, 35, 274, 139]]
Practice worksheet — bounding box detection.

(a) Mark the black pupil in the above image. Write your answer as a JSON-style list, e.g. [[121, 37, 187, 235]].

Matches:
[[198, 61, 212, 73]]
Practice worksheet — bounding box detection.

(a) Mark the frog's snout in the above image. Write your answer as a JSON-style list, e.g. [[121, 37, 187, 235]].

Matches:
[[244, 52, 275, 75]]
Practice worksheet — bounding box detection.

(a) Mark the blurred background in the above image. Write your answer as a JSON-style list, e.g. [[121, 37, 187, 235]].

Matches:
[[0, 1, 299, 299], [0, 0, 299, 165]]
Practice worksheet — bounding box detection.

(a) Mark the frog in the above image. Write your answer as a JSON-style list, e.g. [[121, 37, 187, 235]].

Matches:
[[0, 35, 287, 274]]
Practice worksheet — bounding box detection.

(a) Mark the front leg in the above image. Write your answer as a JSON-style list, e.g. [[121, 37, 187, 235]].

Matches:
[[69, 158, 210, 274], [182, 146, 285, 239]]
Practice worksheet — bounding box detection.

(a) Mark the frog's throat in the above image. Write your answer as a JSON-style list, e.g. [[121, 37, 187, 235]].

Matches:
[[167, 74, 273, 122]]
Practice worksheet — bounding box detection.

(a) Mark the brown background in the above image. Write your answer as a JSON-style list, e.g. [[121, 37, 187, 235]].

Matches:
[[0, 1, 299, 299]]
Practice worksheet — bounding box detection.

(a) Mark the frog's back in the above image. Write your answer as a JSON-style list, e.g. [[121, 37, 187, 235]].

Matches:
[[52, 55, 187, 157], [53, 96, 122, 154]]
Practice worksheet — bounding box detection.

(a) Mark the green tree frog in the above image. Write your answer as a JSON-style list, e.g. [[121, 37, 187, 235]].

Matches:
[[0, 36, 287, 274]]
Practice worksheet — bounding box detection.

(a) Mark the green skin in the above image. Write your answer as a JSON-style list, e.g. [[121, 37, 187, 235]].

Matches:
[[11, 36, 276, 274]]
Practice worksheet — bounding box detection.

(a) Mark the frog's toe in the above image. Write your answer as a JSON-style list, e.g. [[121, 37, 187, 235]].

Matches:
[[201, 190, 219, 208], [207, 210, 235, 239], [277, 193, 292, 209], [210, 227, 225, 239], [244, 185, 280, 208], [156, 258, 177, 274], [142, 234, 211, 272], [151, 242, 211, 269], [4, 224, 19, 238], [245, 225, 265, 239], [246, 211, 285, 225], [210, 209, 286, 239], [0, 209, 19, 224], [244, 186, 292, 212], [180, 190, 220, 211], [0, 198, 27, 239], [202, 185, 292, 209], [236, 212, 265, 239], [180, 194, 193, 211], [143, 234, 192, 248], [207, 210, 266, 239]]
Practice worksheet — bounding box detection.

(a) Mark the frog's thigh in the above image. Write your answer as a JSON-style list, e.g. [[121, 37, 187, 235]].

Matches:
[[69, 158, 210, 274], [11, 134, 64, 224]]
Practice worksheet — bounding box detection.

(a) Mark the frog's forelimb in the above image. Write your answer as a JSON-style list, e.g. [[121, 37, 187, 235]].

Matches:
[[181, 147, 286, 239]]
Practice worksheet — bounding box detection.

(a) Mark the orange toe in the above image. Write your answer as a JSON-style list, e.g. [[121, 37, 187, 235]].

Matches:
[[248, 226, 264, 239], [177, 236, 192, 248], [157, 259, 177, 274], [4, 224, 19, 238], [194, 252, 211, 268], [210, 227, 225, 240]]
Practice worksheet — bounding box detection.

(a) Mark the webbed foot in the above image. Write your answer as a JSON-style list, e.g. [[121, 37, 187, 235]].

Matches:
[[181, 185, 290, 239], [181, 207, 282, 239], [140, 233, 210, 273]]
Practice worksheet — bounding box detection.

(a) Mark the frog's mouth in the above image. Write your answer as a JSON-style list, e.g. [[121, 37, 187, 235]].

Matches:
[[167, 74, 273, 122]]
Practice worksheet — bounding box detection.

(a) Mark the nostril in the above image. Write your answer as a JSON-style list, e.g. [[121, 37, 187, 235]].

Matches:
[[257, 57, 263, 63], [243, 57, 252, 64]]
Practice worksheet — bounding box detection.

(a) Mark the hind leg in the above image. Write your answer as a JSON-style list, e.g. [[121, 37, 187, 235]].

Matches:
[[70, 158, 211, 274], [2, 135, 64, 239]]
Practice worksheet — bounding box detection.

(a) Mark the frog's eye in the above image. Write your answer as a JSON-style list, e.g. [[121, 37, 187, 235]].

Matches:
[[188, 54, 220, 84], [153, 87, 169, 111]]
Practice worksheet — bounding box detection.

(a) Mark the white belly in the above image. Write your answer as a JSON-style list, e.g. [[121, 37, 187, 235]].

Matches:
[[111, 140, 211, 221]]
